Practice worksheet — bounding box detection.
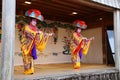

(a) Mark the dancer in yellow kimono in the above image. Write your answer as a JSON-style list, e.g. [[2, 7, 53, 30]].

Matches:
[[20, 9, 44, 74], [70, 20, 94, 69]]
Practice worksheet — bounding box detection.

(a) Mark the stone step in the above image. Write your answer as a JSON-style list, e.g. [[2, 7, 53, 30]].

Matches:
[[53, 71, 119, 80], [19, 69, 119, 80]]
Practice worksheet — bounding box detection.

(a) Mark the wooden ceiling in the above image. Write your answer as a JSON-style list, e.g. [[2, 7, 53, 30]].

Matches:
[[0, 0, 113, 27]]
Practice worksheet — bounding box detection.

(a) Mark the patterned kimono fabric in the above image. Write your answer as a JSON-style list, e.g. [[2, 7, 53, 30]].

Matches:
[[36, 33, 50, 52], [70, 32, 91, 69], [21, 25, 37, 74]]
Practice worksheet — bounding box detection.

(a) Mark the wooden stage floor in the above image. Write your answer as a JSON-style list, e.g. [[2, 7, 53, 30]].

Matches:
[[14, 63, 115, 80]]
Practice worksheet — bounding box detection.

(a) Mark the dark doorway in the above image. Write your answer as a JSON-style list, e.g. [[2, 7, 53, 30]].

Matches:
[[106, 26, 115, 65]]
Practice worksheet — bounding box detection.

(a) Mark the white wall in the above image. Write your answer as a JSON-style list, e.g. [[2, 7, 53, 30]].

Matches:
[[81, 27, 103, 64], [14, 27, 72, 66], [0, 26, 103, 66], [34, 28, 72, 64]]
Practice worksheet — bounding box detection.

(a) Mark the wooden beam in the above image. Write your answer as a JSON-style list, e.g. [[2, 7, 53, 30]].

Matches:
[[16, 0, 103, 16], [69, 0, 114, 12], [16, 2, 85, 16], [31, 0, 97, 14], [114, 10, 120, 71], [1, 0, 15, 80], [16, 4, 85, 18]]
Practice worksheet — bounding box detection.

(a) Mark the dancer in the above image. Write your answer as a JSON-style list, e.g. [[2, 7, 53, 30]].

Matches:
[[20, 9, 44, 74], [70, 20, 94, 69]]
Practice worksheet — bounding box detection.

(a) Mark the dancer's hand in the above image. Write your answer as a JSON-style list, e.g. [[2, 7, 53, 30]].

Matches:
[[82, 37, 87, 40], [90, 37, 94, 41]]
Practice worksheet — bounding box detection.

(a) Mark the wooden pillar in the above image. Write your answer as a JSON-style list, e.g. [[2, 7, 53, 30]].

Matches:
[[0, 0, 16, 80], [114, 10, 120, 71]]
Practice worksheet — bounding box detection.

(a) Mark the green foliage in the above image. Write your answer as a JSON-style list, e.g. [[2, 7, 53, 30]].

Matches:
[[16, 15, 75, 30]]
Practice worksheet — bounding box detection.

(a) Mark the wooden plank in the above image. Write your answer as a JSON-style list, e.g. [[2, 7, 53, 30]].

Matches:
[[14, 63, 118, 80], [67, 0, 114, 12]]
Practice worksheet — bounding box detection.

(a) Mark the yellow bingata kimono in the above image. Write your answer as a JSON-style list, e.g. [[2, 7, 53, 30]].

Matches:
[[70, 32, 92, 69], [20, 25, 50, 74], [20, 25, 37, 74]]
